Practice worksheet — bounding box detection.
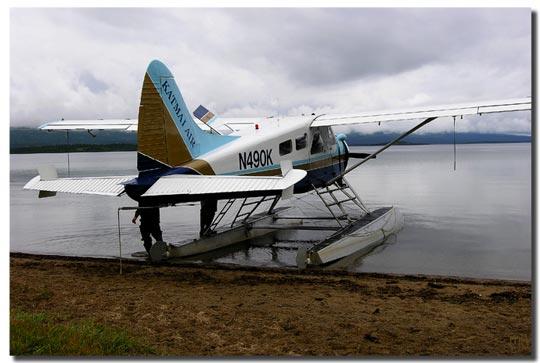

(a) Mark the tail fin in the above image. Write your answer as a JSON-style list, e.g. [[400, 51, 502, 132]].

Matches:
[[137, 60, 237, 171]]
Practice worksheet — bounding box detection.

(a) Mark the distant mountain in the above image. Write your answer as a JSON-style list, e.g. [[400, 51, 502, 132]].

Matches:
[[344, 131, 531, 146], [9, 127, 531, 153]]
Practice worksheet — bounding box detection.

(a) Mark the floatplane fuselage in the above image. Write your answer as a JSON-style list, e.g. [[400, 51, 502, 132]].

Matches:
[[125, 117, 349, 205]]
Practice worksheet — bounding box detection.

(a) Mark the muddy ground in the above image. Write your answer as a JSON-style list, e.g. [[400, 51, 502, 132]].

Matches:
[[10, 253, 531, 357]]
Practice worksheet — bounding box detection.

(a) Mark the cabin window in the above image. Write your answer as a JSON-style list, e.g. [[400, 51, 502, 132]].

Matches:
[[310, 132, 324, 154], [295, 134, 307, 150], [279, 140, 293, 156]]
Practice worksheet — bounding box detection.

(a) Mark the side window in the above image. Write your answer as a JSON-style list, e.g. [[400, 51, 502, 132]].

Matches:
[[295, 134, 307, 150], [310, 132, 324, 154], [279, 139, 292, 156]]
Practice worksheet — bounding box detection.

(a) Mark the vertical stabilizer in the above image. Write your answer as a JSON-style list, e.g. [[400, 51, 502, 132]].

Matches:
[[137, 60, 237, 171]]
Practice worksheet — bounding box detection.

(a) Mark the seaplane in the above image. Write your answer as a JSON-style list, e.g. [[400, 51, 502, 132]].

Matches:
[[24, 60, 531, 266]]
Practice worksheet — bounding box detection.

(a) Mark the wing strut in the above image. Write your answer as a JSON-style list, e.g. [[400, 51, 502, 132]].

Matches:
[[327, 117, 437, 186]]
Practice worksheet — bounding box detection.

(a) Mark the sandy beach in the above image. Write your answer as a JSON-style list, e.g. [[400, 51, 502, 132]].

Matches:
[[10, 253, 531, 356]]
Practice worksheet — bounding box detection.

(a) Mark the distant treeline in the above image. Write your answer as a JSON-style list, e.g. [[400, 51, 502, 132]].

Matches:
[[10, 127, 531, 154]]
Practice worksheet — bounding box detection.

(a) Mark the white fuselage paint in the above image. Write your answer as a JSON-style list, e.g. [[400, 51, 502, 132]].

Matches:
[[198, 116, 340, 176]]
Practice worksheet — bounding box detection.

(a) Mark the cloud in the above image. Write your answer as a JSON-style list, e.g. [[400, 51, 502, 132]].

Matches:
[[10, 8, 531, 134]]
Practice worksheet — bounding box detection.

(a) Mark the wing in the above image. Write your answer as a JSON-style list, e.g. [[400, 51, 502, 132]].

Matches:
[[39, 115, 221, 134], [311, 98, 531, 127], [142, 169, 307, 199], [39, 119, 138, 131]]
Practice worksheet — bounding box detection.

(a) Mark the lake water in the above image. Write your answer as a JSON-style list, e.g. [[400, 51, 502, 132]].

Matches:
[[10, 143, 531, 281]]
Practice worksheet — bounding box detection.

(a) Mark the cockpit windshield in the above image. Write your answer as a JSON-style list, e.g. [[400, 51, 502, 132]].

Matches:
[[310, 127, 335, 154]]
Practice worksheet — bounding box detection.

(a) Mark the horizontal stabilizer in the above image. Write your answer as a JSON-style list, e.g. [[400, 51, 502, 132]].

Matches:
[[311, 98, 531, 127], [142, 169, 307, 198], [24, 170, 136, 196]]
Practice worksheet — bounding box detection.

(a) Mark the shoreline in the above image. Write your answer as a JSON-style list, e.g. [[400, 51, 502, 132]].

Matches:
[[9, 252, 531, 285], [10, 252, 531, 356]]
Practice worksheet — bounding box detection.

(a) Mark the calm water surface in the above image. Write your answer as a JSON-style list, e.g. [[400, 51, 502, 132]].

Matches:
[[10, 143, 531, 280]]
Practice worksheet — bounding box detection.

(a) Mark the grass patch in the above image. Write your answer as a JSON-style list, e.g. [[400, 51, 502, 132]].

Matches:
[[10, 310, 156, 356]]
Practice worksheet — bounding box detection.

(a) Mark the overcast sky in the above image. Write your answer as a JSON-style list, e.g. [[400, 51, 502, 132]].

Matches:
[[10, 8, 531, 134]]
